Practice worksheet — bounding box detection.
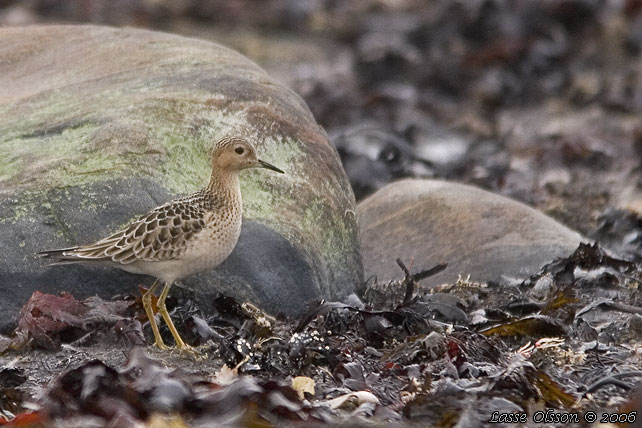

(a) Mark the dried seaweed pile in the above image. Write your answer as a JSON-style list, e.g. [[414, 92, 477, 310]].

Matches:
[[1, 1, 642, 426], [1, 244, 641, 427]]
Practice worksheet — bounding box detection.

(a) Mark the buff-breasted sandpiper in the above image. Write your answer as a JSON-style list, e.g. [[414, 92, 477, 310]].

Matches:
[[38, 137, 284, 351]]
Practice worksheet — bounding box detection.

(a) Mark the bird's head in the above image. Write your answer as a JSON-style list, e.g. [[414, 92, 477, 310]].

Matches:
[[211, 137, 284, 174]]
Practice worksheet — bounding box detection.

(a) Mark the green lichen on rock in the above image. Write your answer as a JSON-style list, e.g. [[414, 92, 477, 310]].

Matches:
[[1, 124, 101, 191], [0, 25, 362, 326]]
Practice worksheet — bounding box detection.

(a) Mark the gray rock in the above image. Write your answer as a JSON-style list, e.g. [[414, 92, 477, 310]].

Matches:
[[358, 179, 584, 286], [0, 25, 361, 333]]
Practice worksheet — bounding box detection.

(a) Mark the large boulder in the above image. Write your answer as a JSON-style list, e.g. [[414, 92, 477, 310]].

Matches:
[[0, 25, 362, 333], [358, 179, 584, 285]]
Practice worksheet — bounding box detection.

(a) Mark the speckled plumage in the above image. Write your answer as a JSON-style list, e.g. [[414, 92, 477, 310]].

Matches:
[[38, 136, 284, 350]]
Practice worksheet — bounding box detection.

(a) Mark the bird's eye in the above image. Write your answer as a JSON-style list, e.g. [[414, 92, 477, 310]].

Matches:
[[235, 147, 244, 155]]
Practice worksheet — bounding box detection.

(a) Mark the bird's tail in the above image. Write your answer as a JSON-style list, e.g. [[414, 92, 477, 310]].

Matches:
[[37, 247, 85, 265]]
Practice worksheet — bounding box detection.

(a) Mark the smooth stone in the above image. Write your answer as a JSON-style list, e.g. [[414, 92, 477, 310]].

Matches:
[[0, 25, 361, 333], [358, 179, 584, 285]]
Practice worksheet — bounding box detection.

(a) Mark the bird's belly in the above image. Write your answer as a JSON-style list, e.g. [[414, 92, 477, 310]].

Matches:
[[164, 219, 241, 281], [124, 218, 242, 283], [182, 228, 239, 274]]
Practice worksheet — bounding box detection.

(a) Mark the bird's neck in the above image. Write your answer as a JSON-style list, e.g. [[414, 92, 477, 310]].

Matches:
[[204, 168, 241, 209]]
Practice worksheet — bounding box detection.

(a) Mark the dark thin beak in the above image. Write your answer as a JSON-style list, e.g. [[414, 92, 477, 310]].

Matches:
[[258, 159, 284, 174]]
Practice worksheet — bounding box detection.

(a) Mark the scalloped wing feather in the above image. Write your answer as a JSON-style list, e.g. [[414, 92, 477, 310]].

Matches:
[[65, 199, 210, 264]]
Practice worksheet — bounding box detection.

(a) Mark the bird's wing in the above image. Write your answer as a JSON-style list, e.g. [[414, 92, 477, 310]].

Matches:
[[41, 198, 211, 265]]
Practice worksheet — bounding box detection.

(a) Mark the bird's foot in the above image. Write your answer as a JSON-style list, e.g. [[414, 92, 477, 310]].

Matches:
[[174, 343, 206, 359], [152, 340, 170, 351]]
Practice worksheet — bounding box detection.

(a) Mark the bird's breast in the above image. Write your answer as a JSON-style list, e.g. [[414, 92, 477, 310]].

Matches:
[[182, 210, 242, 272]]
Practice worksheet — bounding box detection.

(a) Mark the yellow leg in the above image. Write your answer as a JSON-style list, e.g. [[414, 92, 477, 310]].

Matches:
[[157, 282, 194, 352], [142, 279, 168, 350]]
